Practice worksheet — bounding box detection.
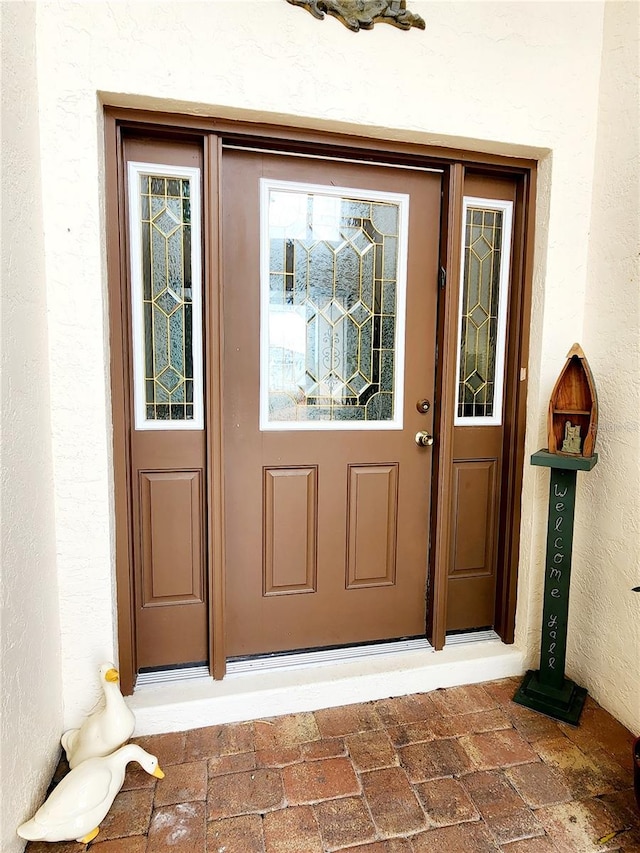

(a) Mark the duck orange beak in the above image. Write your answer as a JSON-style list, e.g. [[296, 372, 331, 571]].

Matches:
[[152, 766, 165, 779], [105, 668, 120, 683]]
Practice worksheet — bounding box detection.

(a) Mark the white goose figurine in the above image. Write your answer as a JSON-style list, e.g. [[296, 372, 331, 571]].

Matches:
[[61, 662, 136, 768], [17, 744, 164, 844]]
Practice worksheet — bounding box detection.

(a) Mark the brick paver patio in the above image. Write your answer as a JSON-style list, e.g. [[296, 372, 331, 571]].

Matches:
[[24, 677, 640, 852]]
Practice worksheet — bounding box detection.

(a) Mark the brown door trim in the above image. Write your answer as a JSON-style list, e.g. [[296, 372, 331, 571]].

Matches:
[[103, 106, 538, 172], [104, 106, 536, 693], [105, 112, 136, 693], [428, 162, 464, 651], [494, 168, 537, 642], [203, 134, 227, 679]]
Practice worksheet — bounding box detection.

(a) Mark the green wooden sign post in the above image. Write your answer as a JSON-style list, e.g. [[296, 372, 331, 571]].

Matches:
[[513, 449, 598, 725]]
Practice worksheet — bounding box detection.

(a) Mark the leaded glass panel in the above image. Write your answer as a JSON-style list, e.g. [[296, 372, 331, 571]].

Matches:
[[129, 163, 203, 430], [261, 182, 408, 429], [455, 199, 512, 424]]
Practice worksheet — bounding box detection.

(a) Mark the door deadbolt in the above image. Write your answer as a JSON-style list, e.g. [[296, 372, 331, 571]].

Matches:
[[415, 431, 434, 447], [416, 399, 431, 413]]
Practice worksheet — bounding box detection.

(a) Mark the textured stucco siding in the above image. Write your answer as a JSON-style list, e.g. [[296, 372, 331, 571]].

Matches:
[[1, 4, 63, 852], [572, 0, 640, 732]]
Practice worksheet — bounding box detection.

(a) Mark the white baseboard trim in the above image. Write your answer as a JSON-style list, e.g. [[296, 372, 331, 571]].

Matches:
[[127, 639, 525, 736]]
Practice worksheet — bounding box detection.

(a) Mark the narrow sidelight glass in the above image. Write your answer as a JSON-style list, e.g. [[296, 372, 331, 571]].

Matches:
[[455, 197, 513, 426], [128, 163, 203, 430]]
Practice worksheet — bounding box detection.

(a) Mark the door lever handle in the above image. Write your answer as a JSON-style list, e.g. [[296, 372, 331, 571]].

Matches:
[[415, 431, 434, 447]]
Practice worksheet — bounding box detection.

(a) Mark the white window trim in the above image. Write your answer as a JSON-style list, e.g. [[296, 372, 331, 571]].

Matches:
[[127, 161, 204, 431], [454, 196, 513, 427], [259, 178, 409, 431]]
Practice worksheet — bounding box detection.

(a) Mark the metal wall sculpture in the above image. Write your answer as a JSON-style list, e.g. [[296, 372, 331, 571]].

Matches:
[[286, 0, 425, 32]]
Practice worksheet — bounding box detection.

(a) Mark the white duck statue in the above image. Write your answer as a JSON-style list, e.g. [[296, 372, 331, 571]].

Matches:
[[17, 744, 164, 843], [61, 662, 136, 768]]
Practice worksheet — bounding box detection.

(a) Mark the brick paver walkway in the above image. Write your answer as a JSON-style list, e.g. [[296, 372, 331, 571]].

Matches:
[[25, 677, 640, 852]]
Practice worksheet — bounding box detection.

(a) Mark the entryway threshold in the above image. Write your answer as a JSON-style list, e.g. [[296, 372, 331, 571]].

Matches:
[[226, 637, 434, 675], [127, 638, 525, 736]]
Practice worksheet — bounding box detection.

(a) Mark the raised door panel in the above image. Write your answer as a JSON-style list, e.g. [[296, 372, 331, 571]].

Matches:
[[449, 459, 498, 577], [140, 470, 204, 605], [346, 464, 398, 588], [263, 467, 318, 595]]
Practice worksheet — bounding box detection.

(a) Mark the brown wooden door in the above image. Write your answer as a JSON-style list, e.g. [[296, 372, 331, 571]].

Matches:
[[123, 136, 208, 670], [222, 150, 442, 658]]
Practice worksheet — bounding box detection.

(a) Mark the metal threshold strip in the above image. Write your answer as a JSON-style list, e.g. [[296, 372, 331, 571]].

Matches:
[[445, 629, 501, 646], [226, 637, 434, 675], [136, 665, 210, 687], [135, 633, 500, 687], [222, 144, 444, 174]]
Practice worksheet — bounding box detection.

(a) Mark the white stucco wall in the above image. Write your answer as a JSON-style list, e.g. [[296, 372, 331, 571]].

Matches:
[[570, 0, 640, 734], [20, 0, 637, 738], [1, 5, 63, 852]]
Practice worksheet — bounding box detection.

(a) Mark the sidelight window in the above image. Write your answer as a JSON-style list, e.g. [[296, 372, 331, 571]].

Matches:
[[455, 197, 513, 425], [127, 162, 204, 430]]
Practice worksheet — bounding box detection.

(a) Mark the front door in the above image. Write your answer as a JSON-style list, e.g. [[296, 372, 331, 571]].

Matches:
[[222, 150, 442, 658]]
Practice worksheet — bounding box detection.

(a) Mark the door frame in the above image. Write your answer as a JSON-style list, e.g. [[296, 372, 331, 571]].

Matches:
[[104, 107, 536, 695]]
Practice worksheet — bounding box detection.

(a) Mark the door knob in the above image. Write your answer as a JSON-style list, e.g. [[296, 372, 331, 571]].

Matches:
[[415, 431, 434, 447]]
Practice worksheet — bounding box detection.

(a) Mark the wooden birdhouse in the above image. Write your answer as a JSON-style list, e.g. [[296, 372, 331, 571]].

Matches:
[[547, 343, 598, 457]]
